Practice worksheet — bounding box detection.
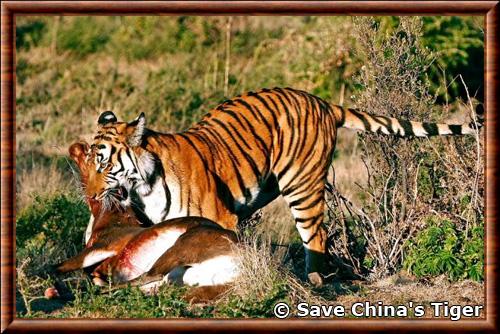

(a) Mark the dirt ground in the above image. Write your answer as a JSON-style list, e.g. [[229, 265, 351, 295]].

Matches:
[[319, 272, 485, 320]]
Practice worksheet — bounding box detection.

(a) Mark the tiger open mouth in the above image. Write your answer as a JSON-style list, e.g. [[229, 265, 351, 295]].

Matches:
[[115, 186, 128, 201], [100, 186, 128, 201]]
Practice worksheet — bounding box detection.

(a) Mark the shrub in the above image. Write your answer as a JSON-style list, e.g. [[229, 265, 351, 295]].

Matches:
[[16, 19, 47, 50], [16, 193, 90, 315], [369, 16, 484, 103], [403, 217, 484, 281], [16, 193, 89, 249], [326, 17, 483, 280]]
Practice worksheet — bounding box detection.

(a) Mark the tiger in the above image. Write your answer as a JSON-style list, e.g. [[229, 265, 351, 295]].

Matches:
[[85, 87, 483, 286]]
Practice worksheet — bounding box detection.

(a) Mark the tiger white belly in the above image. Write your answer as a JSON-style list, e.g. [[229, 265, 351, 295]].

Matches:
[[135, 173, 187, 223]]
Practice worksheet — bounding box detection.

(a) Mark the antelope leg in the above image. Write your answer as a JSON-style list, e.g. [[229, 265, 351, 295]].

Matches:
[[55, 245, 116, 274]]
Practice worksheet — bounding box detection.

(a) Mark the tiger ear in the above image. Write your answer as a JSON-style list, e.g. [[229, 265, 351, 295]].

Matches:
[[98, 111, 117, 125], [126, 112, 146, 147]]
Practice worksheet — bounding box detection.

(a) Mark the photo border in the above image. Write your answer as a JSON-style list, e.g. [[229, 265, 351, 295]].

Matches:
[[1, 1, 498, 332]]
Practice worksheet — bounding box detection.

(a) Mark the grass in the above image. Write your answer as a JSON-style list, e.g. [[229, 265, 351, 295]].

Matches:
[[15, 16, 485, 318]]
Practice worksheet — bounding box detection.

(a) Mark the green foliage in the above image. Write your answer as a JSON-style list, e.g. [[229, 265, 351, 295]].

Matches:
[[16, 57, 33, 85], [373, 16, 484, 102], [57, 17, 112, 57], [417, 165, 434, 202], [107, 17, 201, 60], [404, 217, 484, 281], [416, 152, 447, 203], [16, 193, 89, 249], [461, 225, 484, 282], [56, 283, 203, 318], [23, 282, 209, 318], [422, 16, 484, 103], [16, 18, 46, 50]]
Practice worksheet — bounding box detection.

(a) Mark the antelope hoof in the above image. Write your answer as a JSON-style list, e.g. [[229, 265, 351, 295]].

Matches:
[[308, 272, 323, 288], [40, 263, 58, 278], [92, 277, 107, 286]]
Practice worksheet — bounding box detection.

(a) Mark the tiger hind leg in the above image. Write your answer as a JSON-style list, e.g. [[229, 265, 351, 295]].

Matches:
[[279, 177, 327, 287]]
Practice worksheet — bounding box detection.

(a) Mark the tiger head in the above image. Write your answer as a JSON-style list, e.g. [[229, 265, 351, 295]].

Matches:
[[86, 111, 156, 205]]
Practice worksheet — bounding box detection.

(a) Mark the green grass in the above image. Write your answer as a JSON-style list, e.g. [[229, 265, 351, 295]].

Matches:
[[17, 193, 89, 248], [22, 279, 292, 319]]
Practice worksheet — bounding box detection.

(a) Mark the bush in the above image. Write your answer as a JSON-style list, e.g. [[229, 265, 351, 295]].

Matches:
[[370, 16, 484, 103], [16, 193, 89, 249], [16, 193, 90, 316], [16, 19, 47, 50], [403, 217, 484, 281], [326, 17, 484, 280]]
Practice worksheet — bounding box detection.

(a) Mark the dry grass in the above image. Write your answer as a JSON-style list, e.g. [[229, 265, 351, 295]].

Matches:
[[334, 272, 484, 319], [331, 128, 368, 204], [16, 163, 76, 211], [216, 234, 324, 309], [229, 237, 284, 300]]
